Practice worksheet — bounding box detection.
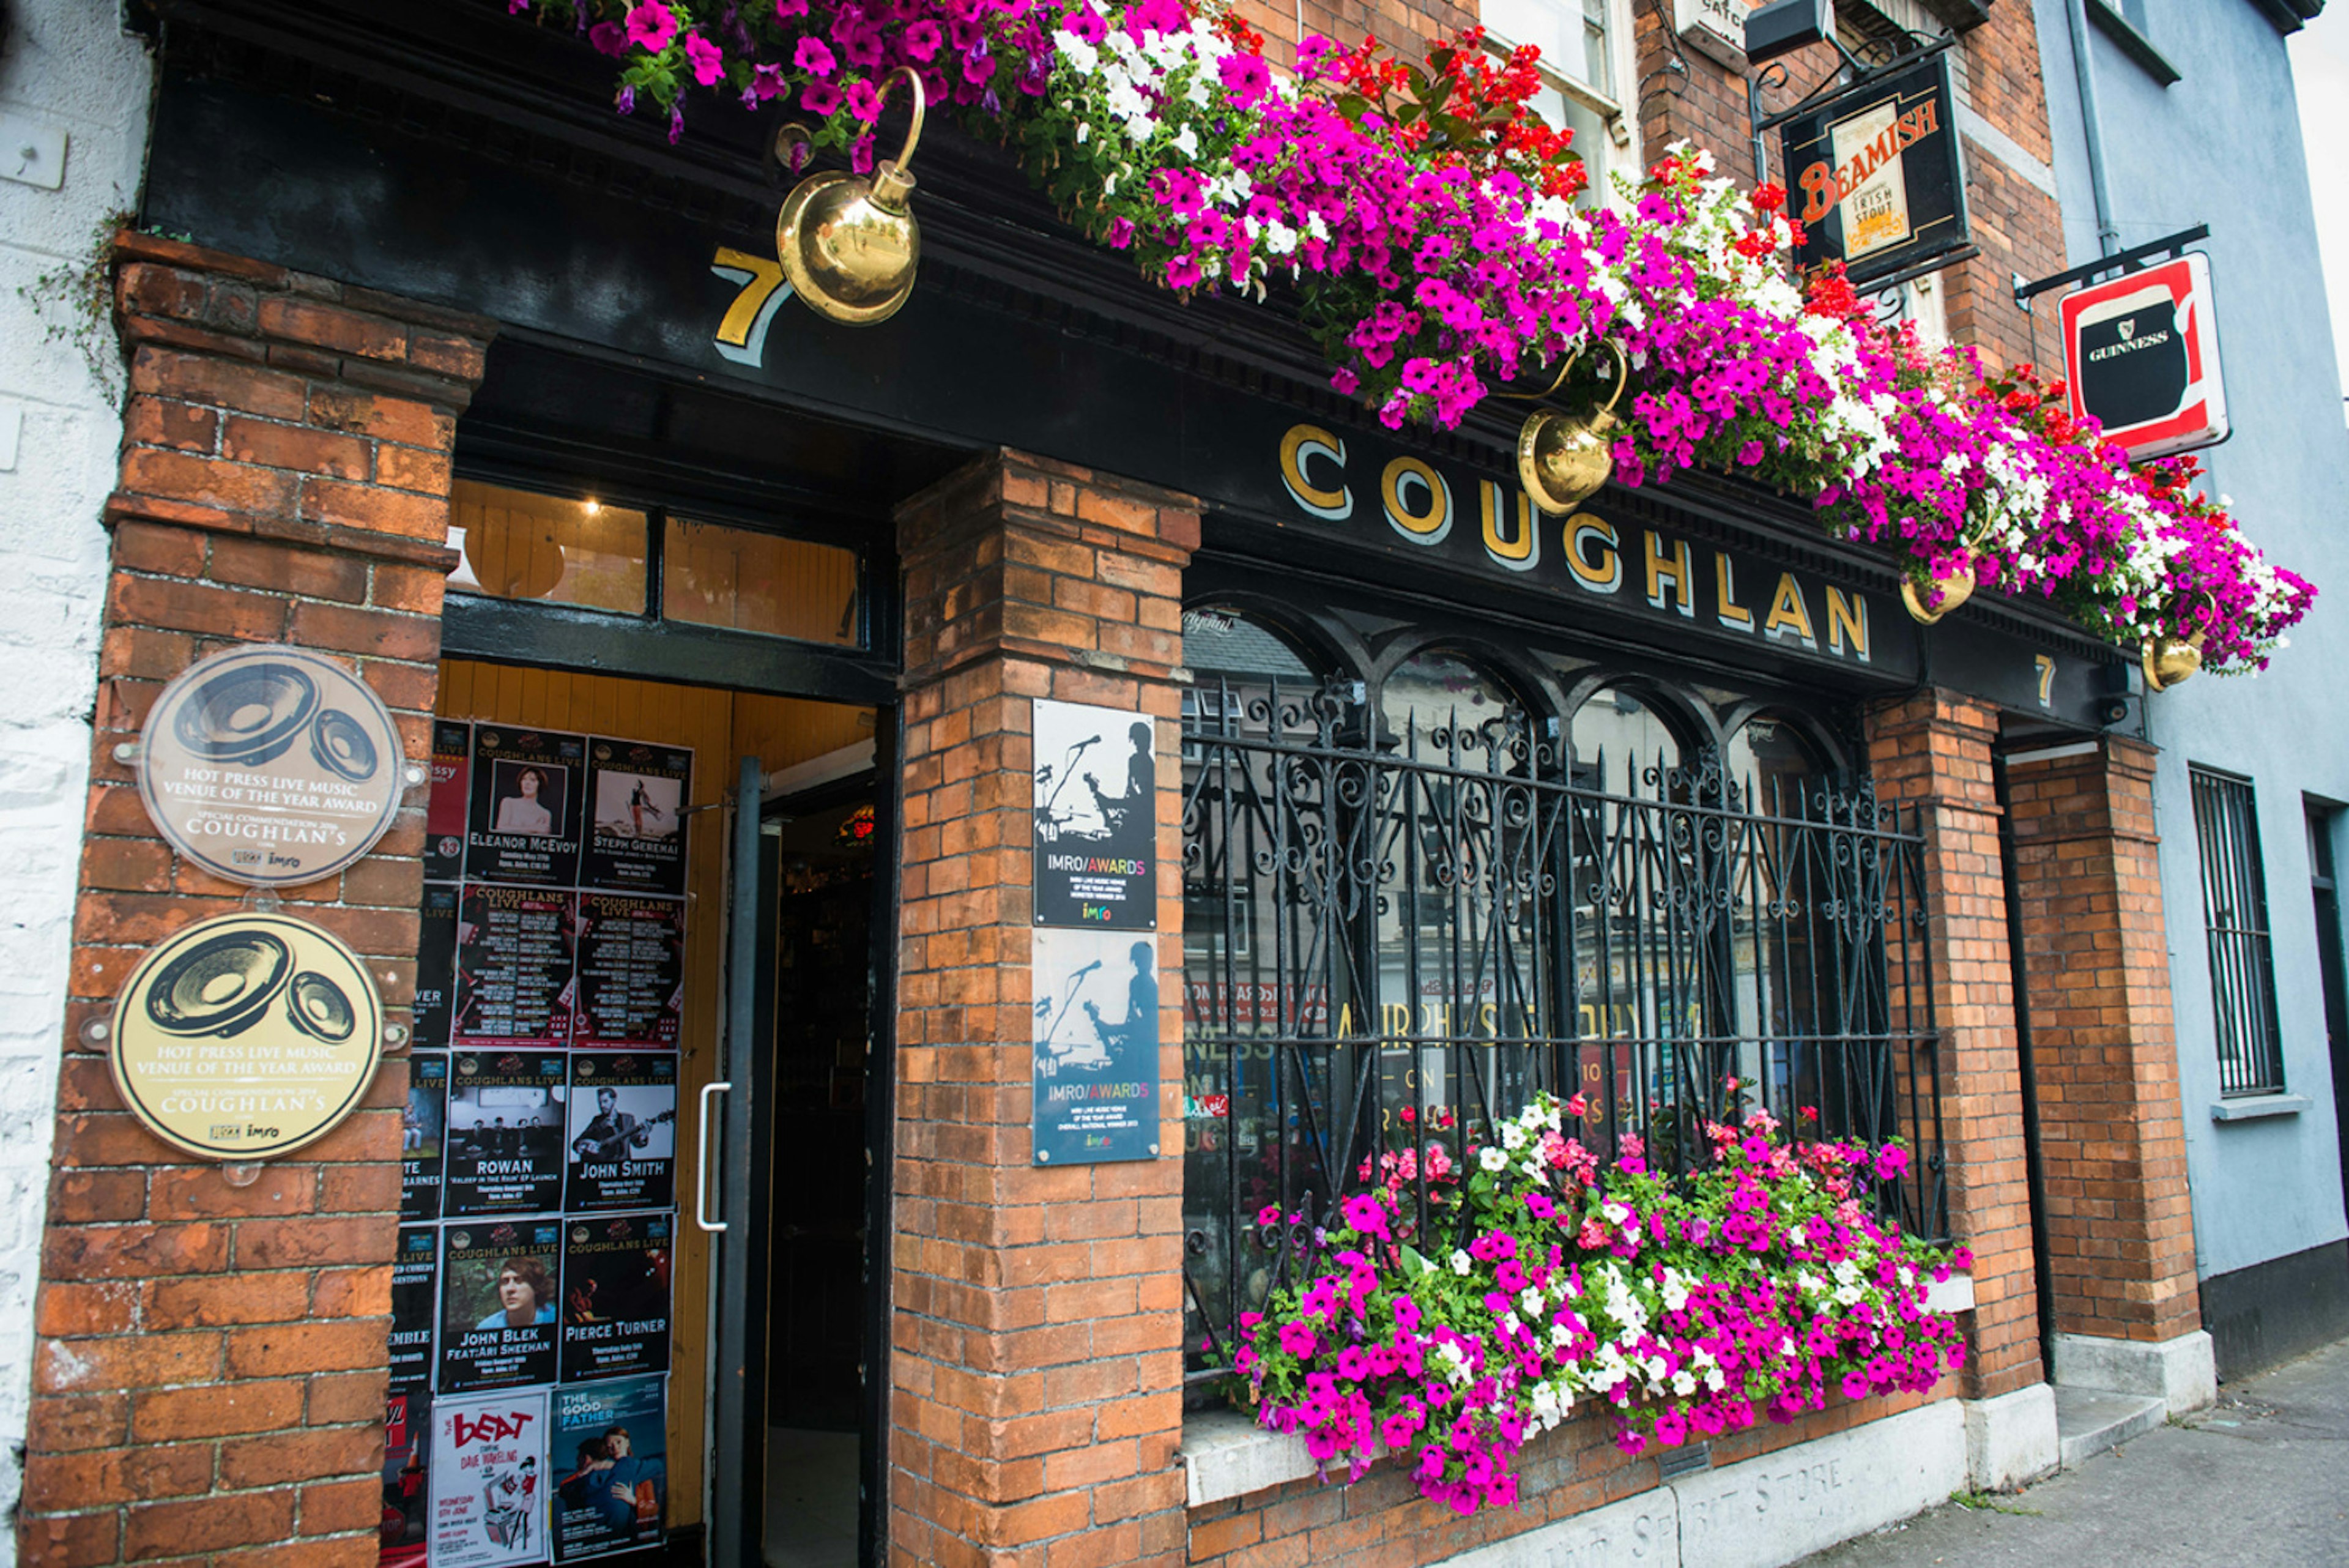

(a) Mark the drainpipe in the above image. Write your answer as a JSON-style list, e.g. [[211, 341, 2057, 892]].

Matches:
[[2063, 0, 2122, 257]]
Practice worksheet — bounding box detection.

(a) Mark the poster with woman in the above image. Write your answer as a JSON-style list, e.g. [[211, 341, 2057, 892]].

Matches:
[[428, 1388, 550, 1568], [581, 739, 692, 897], [438, 1222, 563, 1393], [558, 1213, 673, 1383], [467, 727, 587, 887], [549, 1376, 667, 1561]]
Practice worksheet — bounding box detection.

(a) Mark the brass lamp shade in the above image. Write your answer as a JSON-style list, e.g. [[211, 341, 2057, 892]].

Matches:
[[2142, 632, 2205, 693], [1513, 343, 1630, 516], [1899, 564, 1977, 625], [775, 68, 926, 325]]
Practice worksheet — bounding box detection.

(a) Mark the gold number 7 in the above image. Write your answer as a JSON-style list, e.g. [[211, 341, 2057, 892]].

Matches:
[[710, 247, 793, 367], [2035, 654, 2056, 708]]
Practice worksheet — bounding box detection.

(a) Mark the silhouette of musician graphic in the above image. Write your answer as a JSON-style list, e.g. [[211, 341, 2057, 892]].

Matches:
[[1082, 722, 1154, 851]]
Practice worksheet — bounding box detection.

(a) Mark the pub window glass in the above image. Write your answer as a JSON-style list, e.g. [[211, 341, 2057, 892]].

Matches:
[[1721, 715, 1833, 1124], [1373, 652, 1549, 1140], [447, 480, 649, 614], [1179, 609, 1331, 1369], [661, 517, 863, 647]]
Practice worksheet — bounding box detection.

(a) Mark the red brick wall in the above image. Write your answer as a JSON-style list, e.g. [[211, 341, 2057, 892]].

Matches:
[[2003, 739, 2200, 1343], [19, 234, 489, 1568], [1942, 5, 2069, 377], [889, 451, 1197, 1567], [1865, 691, 2044, 1399]]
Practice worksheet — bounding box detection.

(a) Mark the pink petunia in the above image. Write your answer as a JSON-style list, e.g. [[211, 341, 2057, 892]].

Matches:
[[794, 35, 839, 78], [683, 32, 724, 86], [624, 0, 680, 52]]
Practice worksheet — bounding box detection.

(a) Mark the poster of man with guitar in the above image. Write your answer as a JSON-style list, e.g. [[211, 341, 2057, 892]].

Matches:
[[1031, 699, 1157, 930], [564, 1058, 679, 1211]]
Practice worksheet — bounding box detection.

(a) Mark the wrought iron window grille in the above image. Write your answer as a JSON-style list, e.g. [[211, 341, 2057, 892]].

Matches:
[[1179, 672, 1945, 1388], [2189, 766, 2287, 1097]]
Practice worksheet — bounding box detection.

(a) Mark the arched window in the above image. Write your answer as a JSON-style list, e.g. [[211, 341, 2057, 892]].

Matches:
[[1178, 633, 1938, 1388]]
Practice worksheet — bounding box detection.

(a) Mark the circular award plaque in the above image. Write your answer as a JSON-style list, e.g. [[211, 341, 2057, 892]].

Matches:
[[110, 912, 386, 1160], [138, 644, 407, 888]]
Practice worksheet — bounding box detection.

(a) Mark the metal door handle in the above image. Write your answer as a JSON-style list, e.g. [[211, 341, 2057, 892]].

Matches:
[[696, 1080, 731, 1232]]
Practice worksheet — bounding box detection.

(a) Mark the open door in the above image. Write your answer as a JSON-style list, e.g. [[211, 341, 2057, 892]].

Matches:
[[707, 754, 779, 1568]]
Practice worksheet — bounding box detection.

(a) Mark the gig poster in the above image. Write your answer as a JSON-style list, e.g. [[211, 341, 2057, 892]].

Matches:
[[382, 1391, 431, 1568], [582, 738, 692, 897], [438, 1222, 563, 1394], [390, 1225, 441, 1392], [414, 884, 459, 1050], [1030, 926, 1162, 1165], [452, 886, 576, 1049], [467, 727, 588, 888], [428, 1388, 551, 1568], [571, 895, 684, 1050], [445, 1052, 568, 1217], [402, 1052, 448, 1223], [550, 1376, 669, 1561], [1031, 699, 1156, 929], [558, 1213, 674, 1383], [564, 1055, 678, 1212], [427, 720, 472, 883]]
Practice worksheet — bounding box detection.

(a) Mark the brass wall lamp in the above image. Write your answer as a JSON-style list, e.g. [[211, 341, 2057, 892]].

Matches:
[[774, 65, 927, 325], [1507, 341, 1631, 515]]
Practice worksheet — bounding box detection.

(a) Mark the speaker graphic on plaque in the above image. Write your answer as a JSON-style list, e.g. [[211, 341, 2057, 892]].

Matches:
[[135, 643, 409, 888], [108, 912, 385, 1161]]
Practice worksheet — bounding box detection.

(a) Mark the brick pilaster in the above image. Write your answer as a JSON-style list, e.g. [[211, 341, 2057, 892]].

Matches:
[[2004, 738, 2200, 1342], [889, 451, 1194, 1568], [18, 234, 490, 1568], [1865, 691, 2043, 1399]]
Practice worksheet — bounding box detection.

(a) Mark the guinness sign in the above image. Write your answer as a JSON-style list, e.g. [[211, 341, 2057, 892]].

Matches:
[[2060, 253, 2230, 460], [1781, 55, 1971, 286]]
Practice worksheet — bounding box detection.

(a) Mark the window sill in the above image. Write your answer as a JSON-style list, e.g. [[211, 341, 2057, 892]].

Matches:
[[1181, 1409, 1351, 1507], [1181, 1275, 1978, 1507], [2210, 1093, 2310, 1122], [2087, 0, 2182, 85]]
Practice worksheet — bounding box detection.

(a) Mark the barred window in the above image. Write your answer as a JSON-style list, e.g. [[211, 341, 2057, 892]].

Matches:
[[2189, 767, 2286, 1095], [1177, 608, 1943, 1387]]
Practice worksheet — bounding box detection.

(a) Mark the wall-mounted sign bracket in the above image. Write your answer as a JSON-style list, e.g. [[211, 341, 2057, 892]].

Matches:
[[2011, 223, 2211, 307]]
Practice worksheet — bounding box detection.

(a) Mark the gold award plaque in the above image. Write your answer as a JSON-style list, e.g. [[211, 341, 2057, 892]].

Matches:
[[110, 912, 385, 1161], [138, 643, 407, 888]]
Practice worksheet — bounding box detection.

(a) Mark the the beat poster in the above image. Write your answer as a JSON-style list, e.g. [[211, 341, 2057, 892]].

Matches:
[[403, 1053, 449, 1222], [428, 721, 472, 883], [445, 1053, 568, 1216], [428, 1389, 551, 1568], [582, 740, 692, 897], [439, 1221, 563, 1394], [468, 727, 589, 888], [550, 1375, 668, 1561], [392, 1226, 441, 1391], [452, 887, 576, 1049], [559, 1213, 674, 1383], [564, 1055, 678, 1212]]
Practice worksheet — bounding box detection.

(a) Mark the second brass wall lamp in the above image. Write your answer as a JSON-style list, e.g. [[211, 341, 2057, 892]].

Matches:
[[775, 65, 927, 325]]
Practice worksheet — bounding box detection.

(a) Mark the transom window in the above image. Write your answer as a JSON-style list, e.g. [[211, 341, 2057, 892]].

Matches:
[[1178, 608, 1942, 1387]]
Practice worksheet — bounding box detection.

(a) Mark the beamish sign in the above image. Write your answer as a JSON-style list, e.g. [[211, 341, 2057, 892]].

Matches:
[[2060, 253, 2230, 461], [1781, 55, 1970, 287]]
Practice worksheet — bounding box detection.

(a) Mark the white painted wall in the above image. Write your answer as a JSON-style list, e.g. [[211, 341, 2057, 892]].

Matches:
[[0, 3, 152, 1553]]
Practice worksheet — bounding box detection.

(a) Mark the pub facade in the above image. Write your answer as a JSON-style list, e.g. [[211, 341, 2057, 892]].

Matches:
[[5, 1, 2263, 1566]]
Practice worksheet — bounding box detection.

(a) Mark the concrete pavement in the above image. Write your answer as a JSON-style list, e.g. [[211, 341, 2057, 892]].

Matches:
[[1795, 1336, 2349, 1568]]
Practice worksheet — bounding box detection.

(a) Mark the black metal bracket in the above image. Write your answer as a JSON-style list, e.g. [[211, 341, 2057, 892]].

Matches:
[[1865, 245, 1982, 300], [2011, 224, 2210, 307], [1745, 29, 1954, 187]]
